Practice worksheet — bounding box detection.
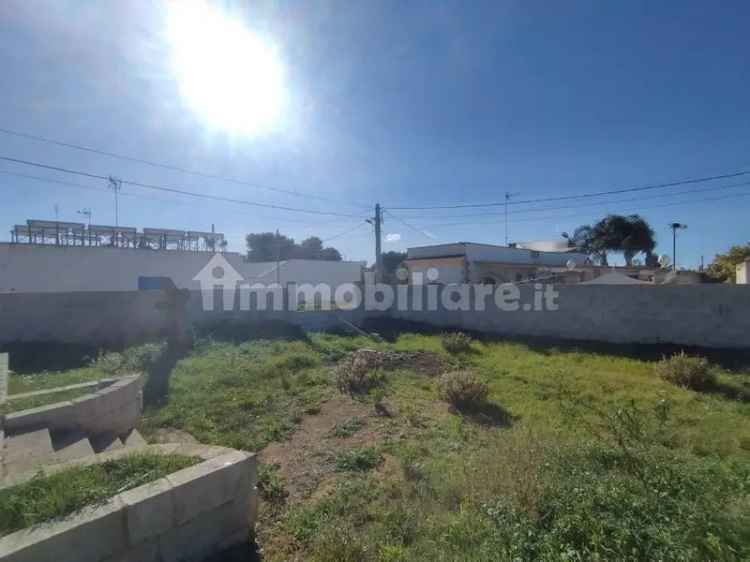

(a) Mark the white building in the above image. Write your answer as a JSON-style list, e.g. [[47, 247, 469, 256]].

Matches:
[[0, 243, 364, 293], [737, 258, 750, 285], [404, 242, 589, 284]]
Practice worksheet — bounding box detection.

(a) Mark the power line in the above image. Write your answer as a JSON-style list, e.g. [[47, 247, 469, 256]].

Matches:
[[0, 155, 368, 219], [414, 190, 750, 229], [321, 221, 369, 243], [0, 126, 369, 209], [386, 169, 750, 210], [395, 180, 750, 221], [0, 169, 369, 229], [384, 209, 439, 241]]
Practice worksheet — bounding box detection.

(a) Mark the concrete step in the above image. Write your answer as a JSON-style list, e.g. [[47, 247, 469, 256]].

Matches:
[[3, 428, 54, 474], [52, 430, 95, 462], [121, 428, 147, 449], [90, 432, 124, 453]]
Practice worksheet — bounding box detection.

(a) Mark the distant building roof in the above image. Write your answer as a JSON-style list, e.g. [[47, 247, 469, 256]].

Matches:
[[515, 240, 576, 253], [406, 242, 588, 268]]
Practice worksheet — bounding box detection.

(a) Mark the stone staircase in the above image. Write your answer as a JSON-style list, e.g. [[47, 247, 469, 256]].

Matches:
[[1, 426, 147, 479]]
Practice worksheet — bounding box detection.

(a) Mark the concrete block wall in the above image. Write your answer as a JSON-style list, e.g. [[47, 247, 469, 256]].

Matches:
[[3, 376, 142, 435], [0, 291, 174, 346], [387, 284, 750, 349], [0, 445, 257, 562], [1, 284, 750, 350]]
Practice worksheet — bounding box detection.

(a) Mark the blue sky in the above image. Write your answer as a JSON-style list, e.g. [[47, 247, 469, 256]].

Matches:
[[0, 0, 748, 267]]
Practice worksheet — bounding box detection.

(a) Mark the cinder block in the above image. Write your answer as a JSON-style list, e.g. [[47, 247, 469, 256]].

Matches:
[[101, 538, 160, 562], [158, 499, 249, 562], [0, 497, 127, 562], [5, 402, 75, 433], [165, 461, 229, 526], [120, 478, 175, 544], [71, 393, 100, 429], [206, 451, 255, 501]]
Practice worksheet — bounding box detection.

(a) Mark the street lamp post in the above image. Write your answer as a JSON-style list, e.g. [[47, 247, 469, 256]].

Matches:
[[669, 222, 687, 272]]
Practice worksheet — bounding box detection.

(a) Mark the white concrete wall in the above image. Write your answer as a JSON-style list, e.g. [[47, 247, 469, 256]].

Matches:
[[0, 243, 363, 293], [737, 260, 749, 284]]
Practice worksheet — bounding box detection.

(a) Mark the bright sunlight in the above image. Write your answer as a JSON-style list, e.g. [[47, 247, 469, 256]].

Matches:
[[166, 1, 286, 136]]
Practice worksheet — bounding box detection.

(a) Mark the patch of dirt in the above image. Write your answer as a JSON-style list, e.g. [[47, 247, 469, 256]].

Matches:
[[259, 397, 385, 503], [339, 348, 446, 377]]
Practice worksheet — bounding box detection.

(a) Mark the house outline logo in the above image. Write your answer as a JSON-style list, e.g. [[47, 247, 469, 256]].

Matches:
[[193, 253, 244, 311]]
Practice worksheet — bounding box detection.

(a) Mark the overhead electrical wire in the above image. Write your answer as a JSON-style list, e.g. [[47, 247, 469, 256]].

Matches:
[[384, 209, 439, 241], [412, 190, 750, 229], [0, 126, 370, 209], [0, 168, 361, 230], [394, 180, 750, 221], [0, 155, 368, 219], [321, 221, 369, 243], [386, 170, 750, 210]]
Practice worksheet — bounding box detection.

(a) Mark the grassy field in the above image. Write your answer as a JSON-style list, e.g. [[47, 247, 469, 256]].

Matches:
[[0, 453, 197, 537], [16, 330, 750, 560]]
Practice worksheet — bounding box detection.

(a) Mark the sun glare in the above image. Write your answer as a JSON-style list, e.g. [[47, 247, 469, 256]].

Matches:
[[166, 1, 285, 136]]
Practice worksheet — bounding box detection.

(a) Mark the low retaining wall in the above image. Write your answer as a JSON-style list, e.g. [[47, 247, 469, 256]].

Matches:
[[0, 444, 258, 562], [3, 375, 142, 435]]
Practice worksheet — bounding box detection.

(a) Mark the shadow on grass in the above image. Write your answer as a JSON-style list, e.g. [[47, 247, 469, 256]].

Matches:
[[360, 317, 750, 372], [454, 400, 514, 428], [705, 380, 750, 403], [0, 342, 102, 374], [194, 319, 312, 345], [142, 343, 186, 408], [203, 541, 261, 562]]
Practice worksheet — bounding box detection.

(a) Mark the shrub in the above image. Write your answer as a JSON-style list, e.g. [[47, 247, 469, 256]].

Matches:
[[438, 370, 488, 409], [257, 464, 288, 507], [335, 350, 388, 394], [655, 351, 717, 390], [335, 447, 383, 472], [441, 332, 472, 354]]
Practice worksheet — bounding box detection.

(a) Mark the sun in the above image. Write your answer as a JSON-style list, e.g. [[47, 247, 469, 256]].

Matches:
[[165, 1, 286, 136]]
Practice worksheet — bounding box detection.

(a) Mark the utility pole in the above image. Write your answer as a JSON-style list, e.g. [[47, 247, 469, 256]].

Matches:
[[504, 192, 520, 246], [374, 204, 383, 282], [107, 176, 122, 227], [669, 222, 687, 272], [275, 229, 281, 285]]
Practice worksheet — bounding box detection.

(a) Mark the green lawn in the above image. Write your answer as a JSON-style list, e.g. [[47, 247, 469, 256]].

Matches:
[[35, 332, 750, 560], [0, 453, 197, 537]]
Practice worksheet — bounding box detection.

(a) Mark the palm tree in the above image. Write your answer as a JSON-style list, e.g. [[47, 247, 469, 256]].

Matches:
[[566, 214, 656, 266]]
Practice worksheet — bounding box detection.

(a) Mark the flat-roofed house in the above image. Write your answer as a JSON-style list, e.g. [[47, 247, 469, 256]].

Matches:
[[403, 242, 589, 284]]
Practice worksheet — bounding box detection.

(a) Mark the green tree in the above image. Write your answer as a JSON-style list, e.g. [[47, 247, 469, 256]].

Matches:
[[381, 251, 407, 283], [706, 243, 750, 283], [567, 214, 656, 266], [246, 232, 342, 262], [246, 232, 296, 262]]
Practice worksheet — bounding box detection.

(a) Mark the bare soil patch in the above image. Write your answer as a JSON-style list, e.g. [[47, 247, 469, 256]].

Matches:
[[259, 397, 387, 503]]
